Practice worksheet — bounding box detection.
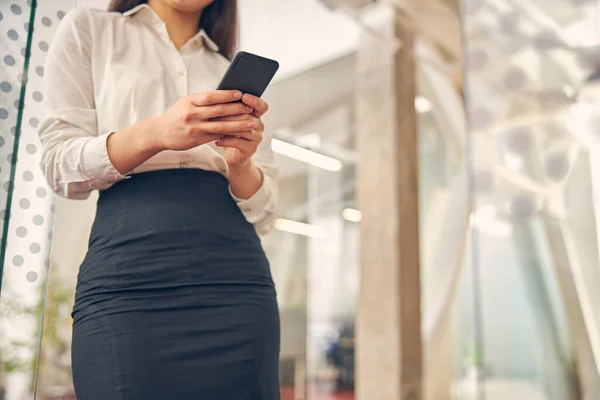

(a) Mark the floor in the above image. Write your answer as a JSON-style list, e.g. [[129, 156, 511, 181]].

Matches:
[[281, 387, 355, 400], [453, 379, 549, 400], [281, 379, 550, 400]]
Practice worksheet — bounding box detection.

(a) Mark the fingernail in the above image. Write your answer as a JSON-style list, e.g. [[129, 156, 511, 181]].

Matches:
[[247, 121, 256, 128], [216, 140, 221, 146], [234, 91, 242, 99], [245, 106, 252, 112]]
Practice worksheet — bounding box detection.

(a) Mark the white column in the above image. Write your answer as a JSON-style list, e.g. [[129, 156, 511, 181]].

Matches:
[[355, 4, 423, 400]]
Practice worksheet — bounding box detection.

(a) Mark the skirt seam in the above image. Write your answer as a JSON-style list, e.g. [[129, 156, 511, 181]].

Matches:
[[250, 320, 262, 400], [85, 307, 122, 400], [249, 308, 280, 400]]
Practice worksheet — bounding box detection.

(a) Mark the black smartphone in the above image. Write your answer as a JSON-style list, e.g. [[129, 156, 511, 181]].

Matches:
[[216, 51, 279, 97]]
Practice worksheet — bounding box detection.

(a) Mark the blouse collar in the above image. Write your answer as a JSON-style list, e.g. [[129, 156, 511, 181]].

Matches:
[[123, 4, 220, 52]]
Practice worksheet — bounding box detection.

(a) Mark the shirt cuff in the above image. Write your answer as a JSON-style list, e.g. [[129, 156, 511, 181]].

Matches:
[[80, 132, 129, 187], [229, 175, 271, 215]]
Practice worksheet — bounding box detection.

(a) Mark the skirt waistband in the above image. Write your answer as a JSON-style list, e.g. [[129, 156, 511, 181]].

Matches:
[[99, 168, 228, 206], [93, 168, 260, 244]]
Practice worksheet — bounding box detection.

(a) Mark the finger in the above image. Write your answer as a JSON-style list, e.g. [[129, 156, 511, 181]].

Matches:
[[196, 102, 252, 120], [241, 94, 269, 118], [212, 113, 253, 122], [215, 115, 263, 134], [225, 130, 260, 141], [213, 131, 252, 141], [188, 90, 242, 107], [196, 119, 256, 136], [217, 118, 262, 141], [216, 136, 257, 154], [203, 133, 223, 142]]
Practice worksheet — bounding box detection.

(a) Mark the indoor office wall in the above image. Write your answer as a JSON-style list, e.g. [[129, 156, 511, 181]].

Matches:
[[0, 1, 74, 400]]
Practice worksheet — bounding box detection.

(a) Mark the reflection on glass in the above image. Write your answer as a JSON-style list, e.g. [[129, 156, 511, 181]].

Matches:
[[458, 0, 600, 398], [265, 97, 358, 399], [0, 1, 66, 399]]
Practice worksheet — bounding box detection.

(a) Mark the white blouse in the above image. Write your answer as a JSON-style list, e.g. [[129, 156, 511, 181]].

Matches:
[[38, 4, 278, 235]]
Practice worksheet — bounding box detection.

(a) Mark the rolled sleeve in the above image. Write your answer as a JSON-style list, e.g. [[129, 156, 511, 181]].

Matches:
[[227, 118, 279, 235], [229, 164, 278, 236], [80, 132, 129, 186], [38, 8, 127, 199]]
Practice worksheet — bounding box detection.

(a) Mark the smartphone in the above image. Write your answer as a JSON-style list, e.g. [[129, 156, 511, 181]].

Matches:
[[216, 51, 279, 97]]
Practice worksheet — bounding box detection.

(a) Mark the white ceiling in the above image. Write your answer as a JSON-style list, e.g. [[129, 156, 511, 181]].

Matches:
[[76, 0, 360, 81], [237, 0, 359, 81]]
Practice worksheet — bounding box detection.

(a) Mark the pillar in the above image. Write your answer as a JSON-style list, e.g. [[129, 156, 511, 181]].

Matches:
[[356, 3, 423, 400]]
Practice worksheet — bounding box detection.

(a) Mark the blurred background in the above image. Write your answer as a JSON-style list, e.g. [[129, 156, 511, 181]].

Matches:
[[2, 0, 600, 399]]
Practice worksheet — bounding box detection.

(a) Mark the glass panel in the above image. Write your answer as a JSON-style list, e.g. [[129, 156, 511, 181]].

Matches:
[[459, 0, 600, 398], [0, 0, 34, 287], [260, 47, 359, 400], [0, 1, 75, 399], [414, 22, 471, 396], [305, 106, 357, 400]]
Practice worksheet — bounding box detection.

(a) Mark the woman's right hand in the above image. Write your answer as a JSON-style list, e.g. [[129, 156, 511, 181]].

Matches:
[[152, 90, 256, 151]]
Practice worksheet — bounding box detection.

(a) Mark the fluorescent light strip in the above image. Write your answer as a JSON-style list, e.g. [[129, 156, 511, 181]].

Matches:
[[274, 218, 327, 238], [343, 208, 362, 223], [271, 139, 343, 172]]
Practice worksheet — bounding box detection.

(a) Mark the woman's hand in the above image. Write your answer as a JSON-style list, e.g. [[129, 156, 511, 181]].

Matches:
[[216, 94, 270, 201], [215, 94, 269, 170], [151, 90, 256, 151]]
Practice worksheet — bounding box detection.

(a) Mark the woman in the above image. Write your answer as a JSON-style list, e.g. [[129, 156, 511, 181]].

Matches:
[[38, 0, 280, 399]]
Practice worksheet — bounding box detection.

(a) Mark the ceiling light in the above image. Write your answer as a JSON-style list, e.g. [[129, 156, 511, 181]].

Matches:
[[415, 96, 433, 113], [343, 208, 362, 222], [271, 139, 343, 172], [274, 218, 327, 238]]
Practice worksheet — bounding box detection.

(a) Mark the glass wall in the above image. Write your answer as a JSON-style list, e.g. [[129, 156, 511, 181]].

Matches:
[[457, 0, 600, 398], [0, 1, 73, 399]]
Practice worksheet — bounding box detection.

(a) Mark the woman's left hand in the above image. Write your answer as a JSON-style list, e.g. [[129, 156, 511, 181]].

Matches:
[[215, 94, 269, 169]]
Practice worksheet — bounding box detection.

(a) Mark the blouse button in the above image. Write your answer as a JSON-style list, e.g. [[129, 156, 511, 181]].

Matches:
[[177, 69, 186, 76], [192, 39, 201, 48]]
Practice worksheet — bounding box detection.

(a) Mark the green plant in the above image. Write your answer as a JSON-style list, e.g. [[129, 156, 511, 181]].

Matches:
[[0, 265, 75, 400], [465, 341, 484, 366], [0, 290, 38, 380], [30, 264, 75, 395]]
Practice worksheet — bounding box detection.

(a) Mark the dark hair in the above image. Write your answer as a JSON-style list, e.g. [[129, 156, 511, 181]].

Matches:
[[107, 0, 238, 60]]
